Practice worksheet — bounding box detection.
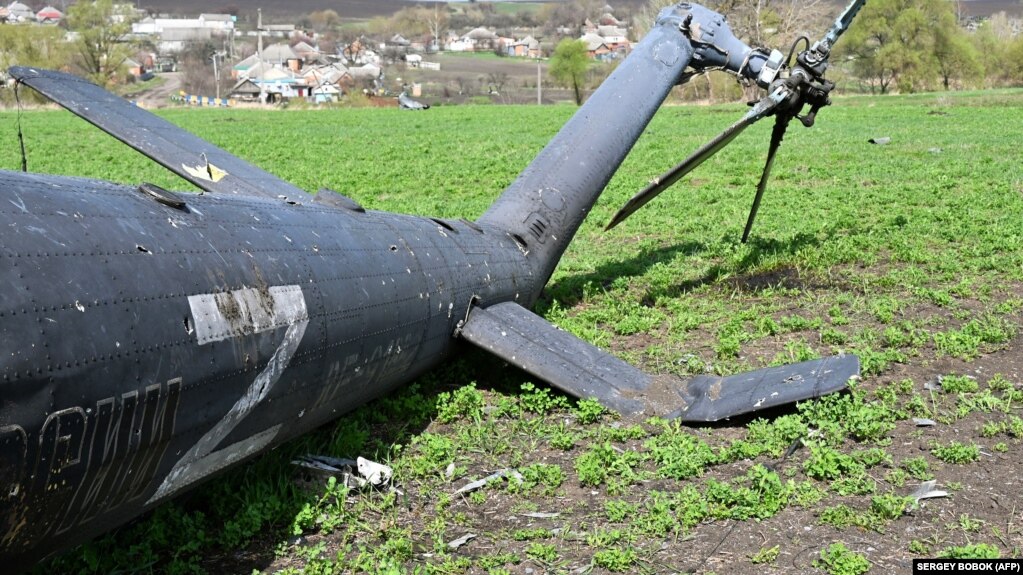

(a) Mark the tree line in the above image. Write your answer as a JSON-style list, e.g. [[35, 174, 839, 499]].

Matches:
[[641, 0, 1023, 96]]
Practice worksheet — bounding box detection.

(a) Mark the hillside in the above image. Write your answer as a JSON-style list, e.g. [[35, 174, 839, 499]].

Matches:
[[136, 0, 1019, 24], [135, 0, 650, 23]]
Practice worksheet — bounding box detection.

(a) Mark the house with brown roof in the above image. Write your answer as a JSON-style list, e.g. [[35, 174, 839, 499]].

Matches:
[[580, 32, 611, 60], [508, 35, 540, 58]]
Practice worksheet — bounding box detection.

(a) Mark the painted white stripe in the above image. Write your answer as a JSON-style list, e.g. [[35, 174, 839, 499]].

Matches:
[[147, 425, 281, 505], [188, 284, 307, 345]]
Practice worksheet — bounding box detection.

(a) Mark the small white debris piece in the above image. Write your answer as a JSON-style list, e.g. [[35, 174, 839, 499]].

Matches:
[[869, 136, 891, 145], [911, 480, 949, 503], [357, 456, 393, 486], [447, 533, 477, 550], [292, 455, 393, 489], [913, 418, 937, 427], [454, 468, 523, 495], [445, 462, 455, 479], [521, 512, 560, 519]]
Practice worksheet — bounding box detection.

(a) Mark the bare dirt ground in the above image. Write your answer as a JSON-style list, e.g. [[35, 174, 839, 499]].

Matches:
[[133, 72, 182, 108]]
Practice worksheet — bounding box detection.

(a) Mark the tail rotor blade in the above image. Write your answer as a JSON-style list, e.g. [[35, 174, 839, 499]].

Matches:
[[741, 114, 792, 243], [605, 86, 789, 231]]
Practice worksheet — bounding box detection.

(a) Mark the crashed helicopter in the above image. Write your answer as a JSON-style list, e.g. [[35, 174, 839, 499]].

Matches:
[[1, 0, 865, 570]]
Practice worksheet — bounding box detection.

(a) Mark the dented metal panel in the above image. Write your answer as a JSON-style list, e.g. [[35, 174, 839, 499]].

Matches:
[[667, 355, 860, 421]]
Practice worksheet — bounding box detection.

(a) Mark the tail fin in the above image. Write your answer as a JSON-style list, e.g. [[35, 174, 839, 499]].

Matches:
[[476, 7, 696, 301]]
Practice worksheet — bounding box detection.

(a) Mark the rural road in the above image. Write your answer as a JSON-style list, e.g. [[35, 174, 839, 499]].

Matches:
[[137, 71, 182, 108]]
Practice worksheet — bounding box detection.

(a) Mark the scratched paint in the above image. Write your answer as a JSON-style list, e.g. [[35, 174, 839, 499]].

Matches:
[[151, 286, 310, 502], [188, 284, 308, 345]]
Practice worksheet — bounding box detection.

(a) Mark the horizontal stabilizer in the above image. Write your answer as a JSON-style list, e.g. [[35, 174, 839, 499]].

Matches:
[[458, 302, 858, 422], [666, 354, 860, 421], [9, 66, 306, 200], [458, 301, 648, 415]]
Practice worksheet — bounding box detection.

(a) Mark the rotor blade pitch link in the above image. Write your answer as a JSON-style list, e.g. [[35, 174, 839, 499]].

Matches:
[[741, 114, 792, 243]]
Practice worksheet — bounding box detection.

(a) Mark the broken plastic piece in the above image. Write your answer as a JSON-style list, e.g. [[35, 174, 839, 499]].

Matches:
[[910, 480, 949, 503], [454, 468, 523, 495], [447, 533, 476, 550], [521, 512, 560, 519], [357, 457, 392, 486], [868, 137, 891, 145], [913, 418, 936, 427]]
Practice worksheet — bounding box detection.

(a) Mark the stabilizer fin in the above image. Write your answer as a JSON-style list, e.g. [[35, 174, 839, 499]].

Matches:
[[458, 302, 858, 422], [9, 66, 306, 200]]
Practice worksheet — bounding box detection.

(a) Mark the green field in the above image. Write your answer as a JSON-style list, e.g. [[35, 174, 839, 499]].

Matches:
[[492, 1, 545, 15], [4, 90, 1023, 574]]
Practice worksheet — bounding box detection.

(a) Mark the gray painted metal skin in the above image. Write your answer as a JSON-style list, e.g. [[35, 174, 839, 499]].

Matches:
[[0, 3, 856, 571]]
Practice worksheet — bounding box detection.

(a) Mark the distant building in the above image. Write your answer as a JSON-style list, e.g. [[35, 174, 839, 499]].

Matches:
[[387, 34, 411, 50], [508, 35, 540, 58], [35, 6, 62, 24], [580, 32, 611, 60], [6, 2, 33, 23], [133, 15, 234, 36], [199, 13, 234, 32], [447, 27, 498, 52], [597, 25, 630, 52], [261, 42, 302, 71], [232, 53, 261, 79], [290, 41, 321, 63], [157, 27, 212, 53]]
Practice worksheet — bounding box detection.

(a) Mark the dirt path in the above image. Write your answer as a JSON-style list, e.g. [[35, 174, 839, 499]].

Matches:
[[136, 72, 182, 108]]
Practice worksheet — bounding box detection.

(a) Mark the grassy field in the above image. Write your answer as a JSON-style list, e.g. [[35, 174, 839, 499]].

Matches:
[[3, 89, 1023, 574]]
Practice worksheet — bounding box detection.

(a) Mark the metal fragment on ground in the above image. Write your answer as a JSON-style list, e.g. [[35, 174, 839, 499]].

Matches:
[[454, 469, 523, 495], [911, 480, 949, 503], [447, 533, 477, 550], [292, 455, 393, 489], [869, 137, 891, 145], [521, 512, 560, 519], [291, 455, 358, 473], [913, 418, 936, 427]]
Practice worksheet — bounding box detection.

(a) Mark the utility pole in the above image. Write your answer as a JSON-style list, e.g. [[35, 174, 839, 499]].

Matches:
[[535, 36, 542, 105], [257, 8, 266, 104], [257, 8, 263, 61], [211, 53, 220, 100]]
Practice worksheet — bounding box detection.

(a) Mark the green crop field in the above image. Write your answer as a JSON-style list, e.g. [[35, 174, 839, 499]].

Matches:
[[3, 89, 1023, 574]]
